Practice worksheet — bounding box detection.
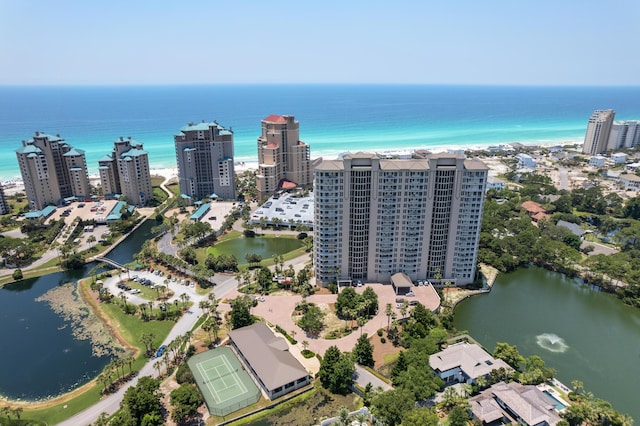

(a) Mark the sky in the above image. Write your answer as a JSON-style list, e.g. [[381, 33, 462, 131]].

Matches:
[[1, 0, 639, 86]]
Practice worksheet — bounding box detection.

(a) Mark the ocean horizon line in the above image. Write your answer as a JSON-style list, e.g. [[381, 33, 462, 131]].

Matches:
[[2, 82, 640, 89]]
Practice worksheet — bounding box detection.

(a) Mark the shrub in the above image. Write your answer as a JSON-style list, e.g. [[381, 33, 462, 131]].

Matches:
[[175, 363, 195, 384], [243, 229, 256, 238], [380, 337, 386, 344], [297, 232, 308, 240], [377, 329, 383, 337], [302, 349, 316, 358]]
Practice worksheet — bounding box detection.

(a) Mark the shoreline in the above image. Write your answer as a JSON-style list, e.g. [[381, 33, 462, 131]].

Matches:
[[0, 139, 583, 183], [0, 277, 135, 409]]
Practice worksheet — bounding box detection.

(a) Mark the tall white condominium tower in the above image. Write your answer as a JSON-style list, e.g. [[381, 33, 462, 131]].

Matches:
[[174, 121, 236, 201], [256, 115, 311, 197], [16, 132, 91, 210], [314, 153, 488, 286], [98, 137, 153, 206], [607, 120, 640, 150], [582, 109, 615, 155]]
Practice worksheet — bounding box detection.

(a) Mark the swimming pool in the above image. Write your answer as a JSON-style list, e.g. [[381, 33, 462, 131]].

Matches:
[[543, 390, 567, 411]]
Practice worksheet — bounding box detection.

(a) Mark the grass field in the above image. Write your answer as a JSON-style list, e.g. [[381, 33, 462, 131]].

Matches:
[[18, 279, 174, 424]]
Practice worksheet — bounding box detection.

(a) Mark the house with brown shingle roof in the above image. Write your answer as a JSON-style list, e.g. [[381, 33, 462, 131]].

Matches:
[[469, 381, 562, 425], [228, 322, 310, 399]]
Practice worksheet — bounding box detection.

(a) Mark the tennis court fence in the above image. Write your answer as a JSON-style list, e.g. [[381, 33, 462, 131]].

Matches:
[[208, 391, 260, 417]]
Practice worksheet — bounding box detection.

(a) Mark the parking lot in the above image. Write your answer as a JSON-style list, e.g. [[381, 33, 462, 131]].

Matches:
[[249, 192, 314, 229]]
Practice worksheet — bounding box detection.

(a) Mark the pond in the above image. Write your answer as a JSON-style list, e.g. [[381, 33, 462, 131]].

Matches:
[[0, 266, 112, 400], [208, 236, 303, 262], [454, 266, 640, 421], [0, 219, 157, 401]]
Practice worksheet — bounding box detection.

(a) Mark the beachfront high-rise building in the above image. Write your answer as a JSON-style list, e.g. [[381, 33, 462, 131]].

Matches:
[[15, 132, 91, 210], [608, 120, 640, 151], [174, 121, 236, 201], [314, 153, 488, 286], [0, 187, 9, 216], [582, 110, 615, 155], [256, 115, 311, 197], [98, 137, 153, 206]]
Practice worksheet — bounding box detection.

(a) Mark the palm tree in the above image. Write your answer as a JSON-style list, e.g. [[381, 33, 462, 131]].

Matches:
[[385, 303, 393, 330], [202, 320, 213, 344], [302, 340, 309, 352], [13, 407, 22, 421], [126, 355, 134, 373], [119, 291, 127, 309], [148, 301, 154, 317], [400, 300, 409, 319], [153, 360, 162, 377]]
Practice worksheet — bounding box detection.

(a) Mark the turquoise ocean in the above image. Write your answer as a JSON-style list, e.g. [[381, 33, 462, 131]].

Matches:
[[1, 84, 640, 181]]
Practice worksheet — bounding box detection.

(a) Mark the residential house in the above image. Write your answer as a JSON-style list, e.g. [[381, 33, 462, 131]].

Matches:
[[428, 342, 511, 385], [611, 152, 627, 165], [516, 153, 536, 169], [620, 174, 640, 191], [521, 201, 550, 223], [469, 381, 562, 425], [589, 155, 607, 168]]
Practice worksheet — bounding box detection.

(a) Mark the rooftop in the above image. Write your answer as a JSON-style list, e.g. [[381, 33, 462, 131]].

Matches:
[[229, 322, 308, 391], [429, 342, 511, 380]]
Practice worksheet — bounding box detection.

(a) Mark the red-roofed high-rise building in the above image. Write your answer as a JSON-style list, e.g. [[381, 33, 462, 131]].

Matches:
[[256, 115, 311, 197]]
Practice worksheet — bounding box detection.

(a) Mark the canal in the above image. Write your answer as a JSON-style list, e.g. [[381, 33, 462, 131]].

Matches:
[[454, 266, 640, 421], [0, 219, 156, 401]]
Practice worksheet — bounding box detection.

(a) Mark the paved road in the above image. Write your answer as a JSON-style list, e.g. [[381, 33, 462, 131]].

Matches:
[[559, 167, 569, 190], [58, 272, 238, 426], [353, 365, 392, 391]]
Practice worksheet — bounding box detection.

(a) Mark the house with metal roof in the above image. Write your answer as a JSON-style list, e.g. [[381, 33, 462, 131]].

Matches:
[[228, 322, 310, 399]]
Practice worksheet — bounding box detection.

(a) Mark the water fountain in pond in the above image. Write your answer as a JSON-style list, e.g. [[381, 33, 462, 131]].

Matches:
[[536, 333, 569, 353]]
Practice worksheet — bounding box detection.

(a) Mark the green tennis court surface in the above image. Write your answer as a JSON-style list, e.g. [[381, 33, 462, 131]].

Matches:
[[188, 346, 260, 416]]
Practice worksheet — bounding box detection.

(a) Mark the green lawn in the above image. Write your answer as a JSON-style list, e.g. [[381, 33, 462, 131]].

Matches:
[[19, 280, 175, 424]]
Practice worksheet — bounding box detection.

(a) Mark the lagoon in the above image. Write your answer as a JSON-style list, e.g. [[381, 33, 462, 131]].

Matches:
[[209, 236, 303, 263], [454, 266, 640, 421]]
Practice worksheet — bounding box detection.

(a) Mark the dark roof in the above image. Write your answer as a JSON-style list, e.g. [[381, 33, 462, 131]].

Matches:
[[229, 322, 308, 391]]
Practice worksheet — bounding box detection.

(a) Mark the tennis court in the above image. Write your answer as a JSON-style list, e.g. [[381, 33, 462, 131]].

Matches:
[[188, 346, 260, 416]]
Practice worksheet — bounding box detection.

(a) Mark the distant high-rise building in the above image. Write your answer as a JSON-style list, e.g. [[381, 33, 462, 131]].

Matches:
[[0, 186, 9, 216], [582, 110, 615, 155], [314, 153, 488, 286], [15, 132, 90, 210], [174, 121, 236, 201], [99, 137, 153, 206], [256, 115, 311, 196], [608, 120, 640, 150]]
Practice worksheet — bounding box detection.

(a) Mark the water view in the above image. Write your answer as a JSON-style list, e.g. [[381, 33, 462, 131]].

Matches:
[[209, 236, 303, 262], [0, 220, 156, 401], [0, 267, 111, 400], [454, 266, 640, 420]]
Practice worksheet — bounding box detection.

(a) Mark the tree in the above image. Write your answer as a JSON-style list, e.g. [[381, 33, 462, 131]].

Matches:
[[121, 376, 163, 425], [493, 342, 524, 370], [400, 407, 439, 426], [12, 269, 23, 281], [318, 345, 355, 395], [371, 388, 416, 426], [385, 303, 393, 330], [170, 383, 202, 424], [230, 295, 255, 329], [353, 334, 374, 367], [140, 332, 155, 355], [297, 304, 326, 336], [448, 404, 471, 426]]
